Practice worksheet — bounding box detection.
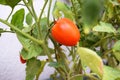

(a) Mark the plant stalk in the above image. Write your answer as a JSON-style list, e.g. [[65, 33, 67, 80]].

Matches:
[[0, 18, 43, 45]]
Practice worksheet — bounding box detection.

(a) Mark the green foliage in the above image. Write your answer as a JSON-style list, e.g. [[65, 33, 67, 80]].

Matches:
[[53, 1, 74, 20], [32, 17, 48, 39], [113, 40, 120, 52], [48, 62, 63, 68], [26, 13, 33, 25], [81, 0, 103, 26], [103, 66, 120, 80], [113, 40, 120, 61], [40, 17, 48, 39], [93, 22, 116, 33], [77, 47, 103, 77], [11, 8, 25, 30], [0, 0, 21, 8], [0, 0, 6, 5], [71, 76, 83, 80], [26, 58, 42, 80], [20, 44, 42, 60], [5, 0, 21, 8], [18, 35, 42, 59]]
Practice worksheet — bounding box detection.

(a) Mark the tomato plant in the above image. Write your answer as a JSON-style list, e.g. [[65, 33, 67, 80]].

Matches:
[[0, 0, 120, 80], [51, 18, 80, 46]]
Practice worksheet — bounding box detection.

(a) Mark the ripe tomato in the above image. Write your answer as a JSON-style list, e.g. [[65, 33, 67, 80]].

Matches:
[[51, 18, 80, 46], [20, 55, 26, 64]]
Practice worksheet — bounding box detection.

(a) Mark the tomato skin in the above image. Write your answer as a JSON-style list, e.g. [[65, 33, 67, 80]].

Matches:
[[20, 55, 26, 64], [51, 18, 80, 46]]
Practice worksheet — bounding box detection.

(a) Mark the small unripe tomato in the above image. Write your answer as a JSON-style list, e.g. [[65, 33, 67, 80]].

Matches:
[[51, 18, 80, 46], [20, 55, 26, 64]]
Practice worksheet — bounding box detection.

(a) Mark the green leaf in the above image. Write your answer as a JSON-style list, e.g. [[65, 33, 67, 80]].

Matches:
[[32, 17, 48, 39], [5, 0, 21, 8], [18, 34, 42, 59], [112, 40, 120, 61], [48, 62, 62, 68], [27, 0, 32, 6], [17, 34, 31, 49], [20, 43, 42, 60], [103, 66, 120, 80], [93, 22, 116, 33], [113, 40, 120, 51], [11, 8, 25, 30], [26, 58, 41, 80], [71, 76, 83, 80], [104, 1, 115, 19], [28, 43, 42, 59], [53, 1, 74, 20], [40, 17, 48, 38], [115, 78, 120, 80], [77, 47, 103, 77], [22, 26, 32, 33], [36, 61, 46, 79], [81, 0, 103, 26], [26, 13, 33, 25], [113, 52, 120, 62], [0, 0, 6, 5]]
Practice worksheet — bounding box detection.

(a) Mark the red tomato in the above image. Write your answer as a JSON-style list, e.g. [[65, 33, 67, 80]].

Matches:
[[51, 18, 80, 46], [20, 55, 26, 64]]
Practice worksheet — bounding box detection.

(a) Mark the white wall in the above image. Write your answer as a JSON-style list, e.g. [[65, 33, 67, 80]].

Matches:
[[0, 0, 56, 80]]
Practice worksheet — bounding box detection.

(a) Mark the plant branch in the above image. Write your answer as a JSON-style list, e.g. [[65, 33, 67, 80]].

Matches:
[[0, 18, 54, 63], [6, 8, 14, 21], [23, 0, 34, 17], [70, 73, 98, 80], [92, 34, 113, 47], [38, 0, 48, 23], [31, 0, 38, 20], [0, 18, 43, 45], [36, 0, 48, 39], [47, 0, 52, 27], [71, 0, 77, 19]]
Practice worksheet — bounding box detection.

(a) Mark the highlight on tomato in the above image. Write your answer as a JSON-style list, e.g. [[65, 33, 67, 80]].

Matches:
[[20, 55, 26, 64], [51, 18, 80, 46]]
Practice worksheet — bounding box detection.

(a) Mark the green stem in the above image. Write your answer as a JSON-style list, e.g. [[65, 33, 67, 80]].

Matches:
[[103, 49, 113, 58], [31, 0, 38, 21], [23, 0, 34, 17], [38, 0, 48, 23], [0, 30, 14, 33], [41, 43, 53, 61], [68, 56, 77, 76], [0, 18, 43, 45], [70, 74, 98, 80], [70, 74, 83, 80], [37, 0, 48, 39], [47, 0, 52, 27], [23, 0, 42, 39], [92, 34, 113, 47], [71, 0, 77, 19], [18, 3, 25, 6], [6, 8, 14, 21], [30, 0, 43, 39]]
